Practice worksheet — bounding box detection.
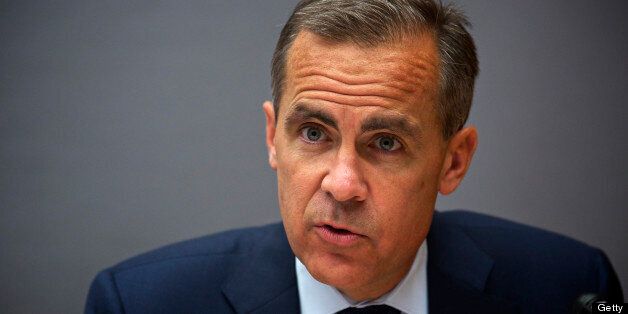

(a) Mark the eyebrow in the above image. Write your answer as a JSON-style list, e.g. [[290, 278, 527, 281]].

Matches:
[[283, 102, 422, 141], [361, 115, 422, 140], [284, 103, 338, 130]]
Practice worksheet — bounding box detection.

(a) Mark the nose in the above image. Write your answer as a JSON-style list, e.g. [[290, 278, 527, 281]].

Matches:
[[320, 147, 368, 202]]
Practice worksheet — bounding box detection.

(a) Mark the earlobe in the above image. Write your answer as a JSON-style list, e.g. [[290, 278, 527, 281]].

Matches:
[[438, 126, 478, 195], [263, 101, 278, 170]]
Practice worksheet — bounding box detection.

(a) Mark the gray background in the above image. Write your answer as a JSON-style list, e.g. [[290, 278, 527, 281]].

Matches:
[[1, 0, 627, 313]]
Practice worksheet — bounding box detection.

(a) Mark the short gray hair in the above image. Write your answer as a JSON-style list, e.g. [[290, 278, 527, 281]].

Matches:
[[271, 0, 479, 139]]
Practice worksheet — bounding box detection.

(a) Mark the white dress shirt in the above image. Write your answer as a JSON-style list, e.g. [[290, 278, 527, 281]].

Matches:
[[296, 242, 428, 314]]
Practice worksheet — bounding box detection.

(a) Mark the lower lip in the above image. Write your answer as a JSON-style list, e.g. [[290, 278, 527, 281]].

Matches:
[[314, 225, 363, 246]]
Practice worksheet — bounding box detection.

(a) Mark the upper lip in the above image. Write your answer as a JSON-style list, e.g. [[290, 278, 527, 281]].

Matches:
[[315, 221, 365, 236]]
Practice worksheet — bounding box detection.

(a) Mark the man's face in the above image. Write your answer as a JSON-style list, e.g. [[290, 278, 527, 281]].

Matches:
[[264, 31, 454, 300]]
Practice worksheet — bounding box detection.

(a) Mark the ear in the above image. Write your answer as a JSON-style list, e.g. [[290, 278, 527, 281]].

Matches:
[[438, 126, 478, 195], [263, 101, 278, 170]]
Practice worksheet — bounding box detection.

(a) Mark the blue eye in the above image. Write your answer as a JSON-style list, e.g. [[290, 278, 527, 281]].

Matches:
[[300, 126, 326, 142], [374, 135, 401, 152]]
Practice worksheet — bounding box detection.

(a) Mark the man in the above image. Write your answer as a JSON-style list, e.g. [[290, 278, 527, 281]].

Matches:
[[85, 0, 623, 313]]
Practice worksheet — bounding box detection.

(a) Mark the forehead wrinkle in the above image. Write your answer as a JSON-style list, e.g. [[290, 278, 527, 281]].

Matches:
[[289, 65, 431, 108], [283, 31, 441, 124], [287, 53, 438, 111], [293, 74, 416, 105], [291, 91, 407, 109], [294, 67, 418, 96], [385, 58, 437, 95], [296, 49, 435, 88], [294, 66, 396, 88]]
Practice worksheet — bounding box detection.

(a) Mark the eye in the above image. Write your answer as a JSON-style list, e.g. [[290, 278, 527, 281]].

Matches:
[[300, 126, 327, 143], [373, 135, 402, 152]]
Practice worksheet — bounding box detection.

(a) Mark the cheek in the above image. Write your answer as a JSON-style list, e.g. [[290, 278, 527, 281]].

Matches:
[[275, 145, 331, 259], [275, 147, 325, 228], [373, 179, 427, 229], [371, 166, 435, 209], [368, 163, 439, 243]]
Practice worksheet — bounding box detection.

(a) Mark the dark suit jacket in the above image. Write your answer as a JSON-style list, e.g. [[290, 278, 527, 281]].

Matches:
[[85, 210, 623, 314]]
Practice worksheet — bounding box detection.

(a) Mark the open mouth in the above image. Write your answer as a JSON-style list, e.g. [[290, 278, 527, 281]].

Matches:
[[323, 224, 353, 235], [315, 223, 362, 246]]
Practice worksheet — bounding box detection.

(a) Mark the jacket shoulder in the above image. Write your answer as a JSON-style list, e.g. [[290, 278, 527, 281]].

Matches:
[[85, 222, 286, 314], [438, 210, 588, 241], [436, 210, 596, 257], [433, 210, 623, 308], [112, 222, 282, 271]]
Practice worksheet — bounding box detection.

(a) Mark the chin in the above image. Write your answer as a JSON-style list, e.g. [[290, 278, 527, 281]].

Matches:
[[304, 250, 367, 290]]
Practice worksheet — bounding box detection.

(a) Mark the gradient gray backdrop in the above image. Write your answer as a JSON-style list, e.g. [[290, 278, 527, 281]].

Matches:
[[2, 1, 627, 313]]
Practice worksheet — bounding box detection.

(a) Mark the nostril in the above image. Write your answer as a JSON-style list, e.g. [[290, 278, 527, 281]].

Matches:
[[320, 161, 368, 202]]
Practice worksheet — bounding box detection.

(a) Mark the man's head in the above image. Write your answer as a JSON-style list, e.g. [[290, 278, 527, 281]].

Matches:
[[263, 0, 479, 301], [272, 0, 478, 139]]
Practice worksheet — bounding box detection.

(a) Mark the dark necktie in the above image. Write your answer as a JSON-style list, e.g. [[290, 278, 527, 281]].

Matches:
[[336, 304, 401, 314]]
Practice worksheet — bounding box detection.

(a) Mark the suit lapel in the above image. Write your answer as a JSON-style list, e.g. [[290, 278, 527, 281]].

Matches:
[[427, 212, 520, 314], [221, 224, 300, 314]]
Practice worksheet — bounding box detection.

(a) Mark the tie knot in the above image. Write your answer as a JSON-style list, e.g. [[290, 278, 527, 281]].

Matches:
[[336, 304, 401, 314]]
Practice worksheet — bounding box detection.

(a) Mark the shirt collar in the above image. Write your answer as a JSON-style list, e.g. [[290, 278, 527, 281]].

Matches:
[[296, 242, 428, 314]]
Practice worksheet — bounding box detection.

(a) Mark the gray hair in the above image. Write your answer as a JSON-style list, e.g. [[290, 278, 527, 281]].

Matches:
[[271, 0, 479, 139]]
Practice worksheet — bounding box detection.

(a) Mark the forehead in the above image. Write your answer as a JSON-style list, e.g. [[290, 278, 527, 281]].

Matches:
[[281, 31, 440, 121]]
